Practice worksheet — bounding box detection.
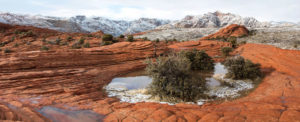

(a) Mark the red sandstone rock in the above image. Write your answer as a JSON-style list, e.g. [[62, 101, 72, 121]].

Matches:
[[0, 22, 300, 122], [201, 24, 249, 40]]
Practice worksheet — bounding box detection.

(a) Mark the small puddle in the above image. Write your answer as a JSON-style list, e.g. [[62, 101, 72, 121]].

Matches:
[[105, 63, 254, 105], [107, 76, 152, 90], [38, 106, 104, 122]]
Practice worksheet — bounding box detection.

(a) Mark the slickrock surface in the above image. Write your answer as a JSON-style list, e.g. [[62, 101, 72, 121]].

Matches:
[[0, 23, 299, 121]]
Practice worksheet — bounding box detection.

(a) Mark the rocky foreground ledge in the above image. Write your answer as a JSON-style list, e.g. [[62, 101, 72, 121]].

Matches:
[[0, 41, 299, 121]]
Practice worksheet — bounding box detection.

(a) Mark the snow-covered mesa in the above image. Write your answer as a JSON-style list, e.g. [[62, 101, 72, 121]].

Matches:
[[156, 11, 299, 29], [0, 11, 299, 36], [0, 12, 170, 36]]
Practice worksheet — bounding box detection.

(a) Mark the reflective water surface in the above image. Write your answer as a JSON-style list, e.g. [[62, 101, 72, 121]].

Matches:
[[38, 106, 104, 122]]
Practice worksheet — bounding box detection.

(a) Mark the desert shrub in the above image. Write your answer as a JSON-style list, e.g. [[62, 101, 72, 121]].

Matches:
[[102, 34, 113, 42], [221, 47, 233, 56], [101, 41, 113, 46], [55, 37, 62, 45], [127, 35, 134, 42], [11, 36, 15, 42], [83, 42, 90, 48], [223, 56, 262, 80], [42, 38, 47, 42], [60, 41, 69, 46], [182, 49, 215, 71], [228, 36, 237, 48], [23, 31, 34, 37], [239, 40, 247, 45], [78, 37, 85, 45], [66, 36, 73, 41], [40, 46, 49, 51], [13, 43, 19, 47], [87, 34, 93, 37], [47, 41, 55, 45], [112, 39, 119, 43], [146, 54, 207, 102], [293, 41, 300, 48], [155, 38, 160, 43], [143, 37, 148, 41], [71, 43, 81, 49], [119, 34, 125, 38], [165, 40, 169, 44], [14, 30, 21, 35], [172, 38, 178, 42], [4, 48, 12, 53], [249, 30, 257, 36], [95, 35, 101, 38]]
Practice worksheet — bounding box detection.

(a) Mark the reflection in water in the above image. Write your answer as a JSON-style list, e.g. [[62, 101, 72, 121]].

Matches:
[[206, 78, 221, 87], [107, 76, 152, 90], [38, 106, 104, 122], [214, 63, 228, 74]]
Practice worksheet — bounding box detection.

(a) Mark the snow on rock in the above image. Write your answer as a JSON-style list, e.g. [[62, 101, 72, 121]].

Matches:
[[0, 12, 170, 36], [157, 11, 272, 29]]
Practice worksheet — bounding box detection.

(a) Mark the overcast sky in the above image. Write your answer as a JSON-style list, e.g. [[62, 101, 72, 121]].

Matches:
[[0, 0, 299, 22]]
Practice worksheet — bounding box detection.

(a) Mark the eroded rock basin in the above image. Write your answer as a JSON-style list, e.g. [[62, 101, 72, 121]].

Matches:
[[105, 63, 254, 105]]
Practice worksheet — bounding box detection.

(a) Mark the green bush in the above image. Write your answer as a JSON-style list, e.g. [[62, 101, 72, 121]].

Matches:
[[71, 43, 81, 49], [14, 30, 21, 35], [101, 41, 113, 46], [55, 37, 62, 45], [221, 47, 233, 56], [119, 35, 125, 38], [47, 41, 55, 45], [40, 46, 49, 51], [127, 35, 134, 42], [155, 38, 160, 43], [4, 48, 12, 53], [249, 30, 257, 36], [182, 49, 215, 71], [239, 41, 247, 45], [172, 38, 178, 42], [143, 37, 148, 41], [146, 54, 207, 102], [13, 43, 19, 47], [60, 41, 69, 46], [228, 36, 237, 48], [66, 36, 73, 41], [223, 56, 262, 80], [22, 31, 35, 37], [165, 40, 169, 44], [102, 34, 113, 42], [87, 34, 93, 37], [83, 43, 90, 48], [78, 37, 85, 45], [11, 36, 15, 42]]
